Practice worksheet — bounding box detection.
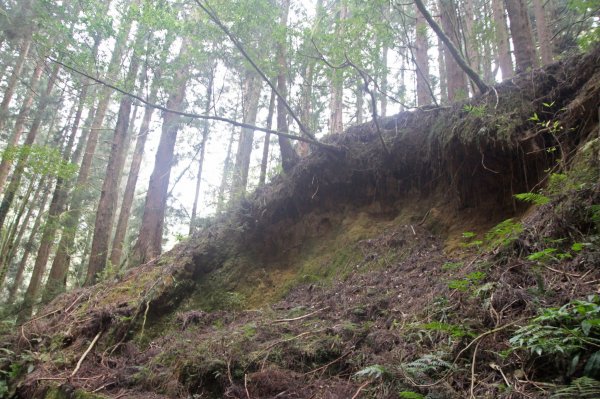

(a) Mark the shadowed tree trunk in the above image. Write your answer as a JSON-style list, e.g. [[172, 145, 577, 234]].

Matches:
[[276, 0, 299, 173], [415, 2, 431, 106], [230, 71, 262, 198], [189, 70, 214, 235], [6, 180, 51, 304], [86, 30, 146, 285], [217, 106, 239, 213], [329, 0, 347, 134], [259, 89, 276, 186], [0, 64, 60, 234], [532, 0, 552, 65], [0, 35, 32, 133], [47, 4, 135, 292], [436, 0, 469, 100], [505, 0, 537, 72], [131, 40, 190, 266], [491, 0, 513, 79], [416, 0, 488, 97], [0, 59, 43, 195]]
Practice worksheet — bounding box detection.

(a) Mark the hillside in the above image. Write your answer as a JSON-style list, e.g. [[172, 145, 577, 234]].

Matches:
[[2, 46, 600, 399]]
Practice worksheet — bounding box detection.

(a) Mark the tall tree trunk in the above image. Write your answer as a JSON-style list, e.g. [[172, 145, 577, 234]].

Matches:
[[17, 103, 80, 318], [329, 1, 347, 134], [462, 0, 480, 72], [0, 178, 37, 291], [47, 6, 135, 291], [491, 0, 513, 79], [438, 35, 448, 103], [6, 180, 51, 304], [532, 0, 552, 65], [0, 35, 32, 132], [0, 65, 60, 233], [415, 2, 431, 106], [505, 0, 537, 72], [109, 104, 155, 270], [110, 34, 174, 269], [0, 59, 44, 195], [85, 30, 145, 285], [189, 71, 214, 235], [356, 80, 364, 124], [230, 72, 262, 199], [217, 109, 239, 213], [276, 0, 299, 173], [131, 41, 190, 266], [417, 0, 488, 97], [436, 0, 469, 101], [259, 89, 276, 186]]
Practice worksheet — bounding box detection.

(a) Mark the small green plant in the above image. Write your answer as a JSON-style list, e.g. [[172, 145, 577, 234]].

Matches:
[[510, 295, 600, 377], [441, 261, 463, 271], [551, 376, 600, 398], [485, 219, 523, 249], [448, 271, 486, 293], [416, 321, 473, 338], [354, 364, 389, 380], [399, 391, 425, 399], [461, 231, 483, 249], [514, 192, 550, 206], [463, 104, 487, 117], [401, 353, 453, 379]]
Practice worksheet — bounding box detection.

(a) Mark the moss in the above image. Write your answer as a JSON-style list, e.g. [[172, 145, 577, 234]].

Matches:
[[44, 386, 106, 399]]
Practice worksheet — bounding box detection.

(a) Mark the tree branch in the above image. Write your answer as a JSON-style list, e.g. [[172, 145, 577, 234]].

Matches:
[[413, 0, 489, 94], [48, 56, 340, 152], [193, 0, 316, 142]]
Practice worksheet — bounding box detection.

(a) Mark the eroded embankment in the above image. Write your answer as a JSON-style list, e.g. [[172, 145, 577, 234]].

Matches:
[[3, 46, 600, 398]]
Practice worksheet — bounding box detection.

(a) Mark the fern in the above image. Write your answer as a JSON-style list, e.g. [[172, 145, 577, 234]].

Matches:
[[354, 364, 388, 380], [401, 353, 453, 378], [514, 192, 551, 205], [485, 218, 523, 248], [551, 377, 600, 398]]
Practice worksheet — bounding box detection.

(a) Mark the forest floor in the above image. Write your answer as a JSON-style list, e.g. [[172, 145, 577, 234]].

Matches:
[[1, 47, 600, 398]]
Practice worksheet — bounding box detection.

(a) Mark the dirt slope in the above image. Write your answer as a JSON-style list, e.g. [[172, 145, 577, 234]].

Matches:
[[1, 46, 600, 398]]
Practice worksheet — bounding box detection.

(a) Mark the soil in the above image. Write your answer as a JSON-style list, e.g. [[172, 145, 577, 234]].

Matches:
[[1, 46, 599, 398]]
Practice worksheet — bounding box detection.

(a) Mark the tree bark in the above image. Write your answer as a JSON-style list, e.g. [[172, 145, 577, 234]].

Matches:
[[189, 70, 214, 235], [47, 4, 135, 291], [230, 71, 262, 199], [85, 29, 145, 285], [217, 109, 239, 213], [415, 2, 432, 106], [0, 59, 43, 195], [7, 180, 51, 305], [0, 35, 32, 132], [491, 0, 513, 79], [532, 0, 552, 65], [505, 0, 537, 72], [0, 178, 36, 291], [131, 41, 190, 266], [276, 0, 299, 173], [329, 1, 347, 134], [0, 64, 60, 234], [259, 89, 276, 186], [417, 0, 488, 96]]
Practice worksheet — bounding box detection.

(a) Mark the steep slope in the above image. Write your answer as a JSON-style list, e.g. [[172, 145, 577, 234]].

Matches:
[[1, 46, 599, 398]]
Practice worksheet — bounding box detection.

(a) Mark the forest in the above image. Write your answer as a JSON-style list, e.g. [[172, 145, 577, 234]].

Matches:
[[0, 0, 599, 398]]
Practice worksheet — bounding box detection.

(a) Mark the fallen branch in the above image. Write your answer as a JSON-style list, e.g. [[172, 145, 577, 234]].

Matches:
[[351, 380, 372, 399], [71, 331, 102, 377], [273, 306, 328, 323]]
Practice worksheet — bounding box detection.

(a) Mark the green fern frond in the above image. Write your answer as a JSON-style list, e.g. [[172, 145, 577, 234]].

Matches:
[[551, 377, 600, 398]]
